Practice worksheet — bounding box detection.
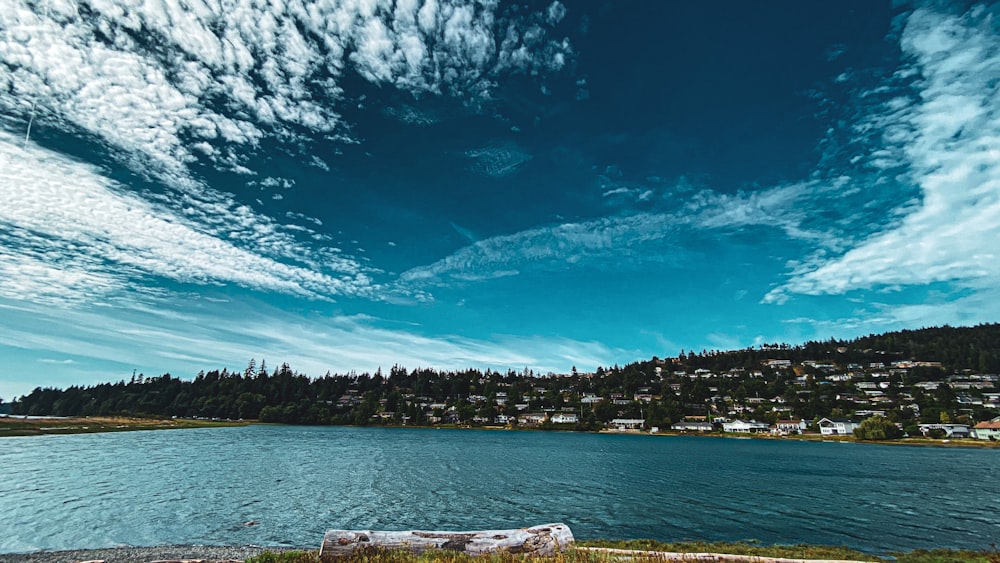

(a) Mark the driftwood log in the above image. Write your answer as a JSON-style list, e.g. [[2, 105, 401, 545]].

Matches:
[[320, 523, 574, 559]]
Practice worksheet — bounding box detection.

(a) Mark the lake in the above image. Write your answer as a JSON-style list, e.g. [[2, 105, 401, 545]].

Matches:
[[1, 426, 998, 555]]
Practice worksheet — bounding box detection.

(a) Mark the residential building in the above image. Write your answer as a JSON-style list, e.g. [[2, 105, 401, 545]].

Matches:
[[518, 412, 547, 425], [772, 419, 806, 435], [608, 418, 645, 430], [917, 424, 971, 438], [550, 413, 578, 424], [672, 421, 714, 432], [722, 420, 770, 433], [972, 418, 1000, 440], [818, 418, 860, 436]]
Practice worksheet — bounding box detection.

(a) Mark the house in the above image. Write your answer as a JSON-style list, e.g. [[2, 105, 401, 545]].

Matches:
[[818, 418, 860, 436], [550, 413, 578, 424], [772, 419, 806, 435], [918, 424, 971, 438], [722, 420, 770, 433], [972, 418, 1000, 440], [672, 421, 714, 432], [517, 412, 547, 425], [608, 418, 645, 431]]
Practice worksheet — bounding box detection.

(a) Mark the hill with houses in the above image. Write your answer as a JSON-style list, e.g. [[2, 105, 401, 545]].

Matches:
[[9, 323, 1000, 440]]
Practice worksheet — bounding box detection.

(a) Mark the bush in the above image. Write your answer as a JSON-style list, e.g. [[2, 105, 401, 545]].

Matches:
[[853, 416, 903, 440]]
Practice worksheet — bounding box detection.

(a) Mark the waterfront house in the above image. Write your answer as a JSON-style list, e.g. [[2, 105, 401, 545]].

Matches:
[[772, 419, 806, 435], [972, 418, 1000, 440], [672, 421, 714, 432], [550, 413, 578, 424], [722, 420, 770, 433], [518, 412, 548, 425], [917, 423, 971, 438], [818, 418, 860, 435], [609, 418, 645, 431]]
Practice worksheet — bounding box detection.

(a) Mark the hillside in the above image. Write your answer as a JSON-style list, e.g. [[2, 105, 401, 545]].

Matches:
[[10, 324, 1000, 436]]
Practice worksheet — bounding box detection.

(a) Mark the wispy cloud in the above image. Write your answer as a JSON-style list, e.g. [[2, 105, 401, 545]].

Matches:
[[0, 296, 624, 397], [464, 143, 533, 177], [0, 131, 375, 305], [38, 358, 75, 365], [765, 5, 1000, 304], [401, 182, 825, 284], [0, 0, 570, 188], [0, 0, 571, 309]]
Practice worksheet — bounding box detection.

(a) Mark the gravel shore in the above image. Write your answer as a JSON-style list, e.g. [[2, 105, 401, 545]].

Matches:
[[0, 545, 313, 563]]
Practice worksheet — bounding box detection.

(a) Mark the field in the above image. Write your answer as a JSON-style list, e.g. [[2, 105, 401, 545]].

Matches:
[[0, 415, 247, 436]]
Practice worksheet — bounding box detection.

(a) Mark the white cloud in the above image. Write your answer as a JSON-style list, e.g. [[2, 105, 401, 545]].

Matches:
[[401, 182, 829, 285], [0, 297, 624, 398], [0, 0, 572, 311], [464, 143, 533, 177], [0, 131, 375, 304], [766, 5, 1000, 303], [0, 0, 571, 189]]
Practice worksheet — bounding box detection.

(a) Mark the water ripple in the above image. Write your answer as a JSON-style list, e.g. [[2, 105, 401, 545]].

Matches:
[[2, 428, 999, 555]]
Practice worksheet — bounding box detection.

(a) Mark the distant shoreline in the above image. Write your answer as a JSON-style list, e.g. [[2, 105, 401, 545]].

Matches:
[[4, 414, 998, 449], [0, 414, 247, 437]]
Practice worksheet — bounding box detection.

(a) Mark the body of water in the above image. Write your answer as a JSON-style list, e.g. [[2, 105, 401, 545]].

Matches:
[[1, 426, 998, 555]]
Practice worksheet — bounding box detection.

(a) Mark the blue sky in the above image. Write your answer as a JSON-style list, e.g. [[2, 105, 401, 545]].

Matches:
[[2, 1, 999, 400]]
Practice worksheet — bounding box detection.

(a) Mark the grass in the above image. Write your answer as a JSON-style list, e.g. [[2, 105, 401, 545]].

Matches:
[[243, 543, 1000, 563], [0, 415, 246, 436], [578, 538, 873, 559]]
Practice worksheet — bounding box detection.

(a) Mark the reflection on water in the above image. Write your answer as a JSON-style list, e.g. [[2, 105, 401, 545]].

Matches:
[[1, 426, 998, 554]]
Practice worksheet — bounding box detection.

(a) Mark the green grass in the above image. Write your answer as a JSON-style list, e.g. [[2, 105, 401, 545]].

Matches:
[[577, 538, 873, 560], [0, 415, 246, 436], [893, 548, 1000, 563]]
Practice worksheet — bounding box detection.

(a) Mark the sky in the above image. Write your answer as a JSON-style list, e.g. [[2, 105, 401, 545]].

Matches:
[[1, 0, 999, 400]]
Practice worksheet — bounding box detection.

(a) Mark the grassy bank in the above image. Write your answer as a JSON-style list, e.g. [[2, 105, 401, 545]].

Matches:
[[3, 415, 997, 450], [0, 415, 247, 436], [243, 541, 1000, 563]]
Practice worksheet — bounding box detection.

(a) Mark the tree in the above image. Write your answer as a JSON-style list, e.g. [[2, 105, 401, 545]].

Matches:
[[853, 416, 903, 441]]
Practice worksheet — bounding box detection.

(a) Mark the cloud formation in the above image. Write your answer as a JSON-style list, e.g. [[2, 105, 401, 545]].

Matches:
[[766, 5, 1000, 303], [464, 142, 533, 177], [0, 0, 570, 186], [0, 131, 375, 304], [400, 181, 821, 284], [0, 0, 570, 307], [0, 296, 622, 397]]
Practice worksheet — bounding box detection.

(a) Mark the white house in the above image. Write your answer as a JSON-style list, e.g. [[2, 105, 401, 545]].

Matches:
[[608, 418, 645, 431], [550, 413, 578, 424], [518, 412, 547, 425], [722, 420, 770, 433], [818, 418, 860, 435], [917, 424, 970, 438], [972, 418, 1000, 440], [672, 421, 714, 432], [772, 419, 807, 435]]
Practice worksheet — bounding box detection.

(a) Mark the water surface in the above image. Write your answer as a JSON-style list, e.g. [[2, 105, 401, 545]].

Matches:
[[2, 426, 997, 554]]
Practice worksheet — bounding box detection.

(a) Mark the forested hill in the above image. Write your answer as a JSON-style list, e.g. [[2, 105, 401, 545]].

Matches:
[[8, 323, 1000, 429], [667, 323, 1000, 374]]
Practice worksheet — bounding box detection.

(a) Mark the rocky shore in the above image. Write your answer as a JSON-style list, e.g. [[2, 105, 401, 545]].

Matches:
[[0, 545, 310, 563]]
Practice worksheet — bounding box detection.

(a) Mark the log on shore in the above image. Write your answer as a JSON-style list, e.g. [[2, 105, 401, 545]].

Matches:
[[320, 523, 574, 559]]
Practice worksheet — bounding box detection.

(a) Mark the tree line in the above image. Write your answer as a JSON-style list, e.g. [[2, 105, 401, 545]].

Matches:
[[10, 323, 1000, 430]]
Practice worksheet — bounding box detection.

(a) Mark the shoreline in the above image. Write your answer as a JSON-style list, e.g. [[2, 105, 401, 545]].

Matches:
[[0, 545, 311, 563], [3, 415, 998, 449], [3, 542, 997, 563]]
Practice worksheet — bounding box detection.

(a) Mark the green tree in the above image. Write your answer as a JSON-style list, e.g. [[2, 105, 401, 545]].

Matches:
[[853, 416, 903, 441]]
